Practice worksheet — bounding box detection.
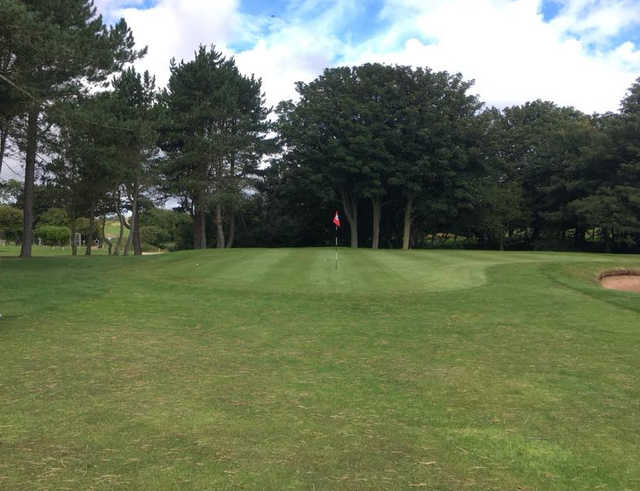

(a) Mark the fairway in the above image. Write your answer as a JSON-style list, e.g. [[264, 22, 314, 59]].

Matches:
[[1, 249, 640, 489]]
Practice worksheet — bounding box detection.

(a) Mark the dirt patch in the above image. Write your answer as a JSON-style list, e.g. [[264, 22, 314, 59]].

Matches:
[[599, 270, 640, 293]]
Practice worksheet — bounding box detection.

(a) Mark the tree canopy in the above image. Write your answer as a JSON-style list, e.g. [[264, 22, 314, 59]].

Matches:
[[2, 1, 640, 254]]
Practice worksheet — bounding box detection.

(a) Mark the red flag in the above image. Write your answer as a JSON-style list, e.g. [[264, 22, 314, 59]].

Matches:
[[332, 211, 341, 228]]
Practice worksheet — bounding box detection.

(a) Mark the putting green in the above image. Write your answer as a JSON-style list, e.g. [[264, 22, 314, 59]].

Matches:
[[150, 248, 624, 294]]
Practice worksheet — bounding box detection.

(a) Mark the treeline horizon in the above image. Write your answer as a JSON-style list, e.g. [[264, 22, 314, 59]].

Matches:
[[2, 1, 640, 255]]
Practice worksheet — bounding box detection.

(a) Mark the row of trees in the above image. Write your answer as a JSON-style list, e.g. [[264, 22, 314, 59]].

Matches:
[[0, 0, 142, 256], [1, 0, 270, 256], [275, 65, 482, 249], [267, 67, 640, 251], [2, 1, 640, 253]]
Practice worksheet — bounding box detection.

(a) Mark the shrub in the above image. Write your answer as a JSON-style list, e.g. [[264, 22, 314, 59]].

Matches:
[[0, 205, 23, 242], [140, 225, 170, 248], [39, 208, 69, 226], [35, 225, 71, 246]]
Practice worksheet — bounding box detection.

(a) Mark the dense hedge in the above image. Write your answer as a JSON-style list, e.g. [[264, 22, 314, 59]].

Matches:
[[35, 225, 71, 246]]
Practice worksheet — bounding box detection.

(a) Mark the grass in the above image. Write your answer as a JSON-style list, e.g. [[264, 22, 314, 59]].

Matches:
[[104, 219, 128, 241], [1, 248, 640, 489], [0, 243, 112, 256]]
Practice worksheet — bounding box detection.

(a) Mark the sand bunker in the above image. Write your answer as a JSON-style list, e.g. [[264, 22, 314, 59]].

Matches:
[[600, 270, 640, 293]]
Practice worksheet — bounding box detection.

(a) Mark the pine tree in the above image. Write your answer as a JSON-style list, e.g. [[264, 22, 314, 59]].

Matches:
[[159, 45, 269, 249], [1, 0, 144, 257]]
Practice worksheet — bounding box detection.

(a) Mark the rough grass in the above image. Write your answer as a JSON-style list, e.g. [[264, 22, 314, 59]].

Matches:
[[104, 219, 128, 241], [1, 249, 640, 490], [0, 243, 111, 257]]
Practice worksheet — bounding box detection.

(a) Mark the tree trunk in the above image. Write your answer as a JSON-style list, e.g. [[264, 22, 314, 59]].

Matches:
[[604, 227, 612, 253], [100, 215, 107, 249], [216, 202, 225, 248], [193, 190, 207, 249], [402, 194, 414, 250], [499, 225, 505, 251], [371, 198, 381, 249], [20, 109, 39, 258], [411, 227, 419, 249], [226, 210, 235, 248], [133, 215, 142, 255], [574, 225, 586, 250], [193, 210, 202, 249], [131, 189, 142, 256], [85, 203, 95, 256], [226, 155, 236, 249], [530, 225, 540, 245], [123, 217, 133, 256], [341, 190, 358, 248], [71, 218, 78, 256], [114, 212, 125, 256], [0, 122, 8, 177]]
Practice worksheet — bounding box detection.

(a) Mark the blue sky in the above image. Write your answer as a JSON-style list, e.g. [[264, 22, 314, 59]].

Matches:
[[91, 0, 640, 115]]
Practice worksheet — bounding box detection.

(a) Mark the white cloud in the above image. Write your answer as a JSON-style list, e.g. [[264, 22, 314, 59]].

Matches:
[[550, 0, 640, 43], [347, 0, 640, 113], [235, 32, 341, 109], [116, 0, 246, 87], [103, 0, 640, 113], [115, 0, 351, 107]]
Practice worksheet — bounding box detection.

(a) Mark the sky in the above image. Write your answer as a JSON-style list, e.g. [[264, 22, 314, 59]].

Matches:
[[102, 0, 640, 112], [2, 0, 640, 180]]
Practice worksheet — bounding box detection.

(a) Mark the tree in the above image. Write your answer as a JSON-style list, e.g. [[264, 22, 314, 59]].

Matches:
[[109, 68, 159, 256], [491, 101, 595, 248], [35, 224, 70, 246], [380, 67, 482, 249], [0, 179, 22, 205], [0, 0, 32, 177], [569, 79, 640, 251], [160, 45, 269, 249], [38, 207, 68, 226], [47, 95, 123, 255], [2, 0, 143, 257], [0, 204, 22, 242], [278, 64, 399, 248], [251, 155, 339, 247]]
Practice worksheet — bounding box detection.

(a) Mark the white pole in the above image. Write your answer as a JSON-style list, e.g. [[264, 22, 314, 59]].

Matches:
[[335, 226, 338, 270]]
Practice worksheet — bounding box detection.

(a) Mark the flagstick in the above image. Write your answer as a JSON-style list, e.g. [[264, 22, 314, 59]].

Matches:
[[335, 225, 339, 270]]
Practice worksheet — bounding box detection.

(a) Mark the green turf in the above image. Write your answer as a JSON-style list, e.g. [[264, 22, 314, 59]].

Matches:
[[0, 243, 111, 256], [104, 219, 128, 241], [1, 249, 640, 489]]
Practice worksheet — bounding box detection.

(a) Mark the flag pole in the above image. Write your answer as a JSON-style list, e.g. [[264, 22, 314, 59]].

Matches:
[[335, 224, 338, 270], [331, 210, 340, 271], [332, 211, 340, 270]]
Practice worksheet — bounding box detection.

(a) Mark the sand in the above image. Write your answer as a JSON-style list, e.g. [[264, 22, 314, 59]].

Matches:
[[600, 272, 640, 293]]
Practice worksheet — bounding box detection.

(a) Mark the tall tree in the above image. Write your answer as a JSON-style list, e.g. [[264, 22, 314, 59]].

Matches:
[[383, 67, 482, 249], [0, 0, 32, 177], [110, 68, 158, 256], [47, 94, 123, 255], [278, 64, 397, 248], [219, 71, 271, 248], [570, 79, 640, 250], [160, 45, 269, 249], [2, 0, 143, 257], [499, 101, 597, 247]]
